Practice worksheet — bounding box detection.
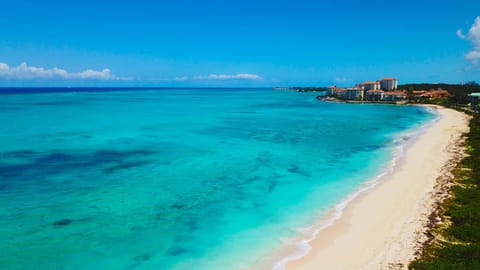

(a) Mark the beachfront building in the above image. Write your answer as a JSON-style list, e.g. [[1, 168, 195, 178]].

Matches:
[[326, 86, 337, 96], [362, 82, 380, 91], [332, 77, 406, 102], [343, 88, 364, 100], [412, 89, 451, 99], [469, 92, 480, 111], [365, 90, 384, 101], [426, 89, 450, 99], [412, 90, 428, 98], [379, 78, 398, 91], [336, 88, 347, 98], [383, 91, 407, 102]]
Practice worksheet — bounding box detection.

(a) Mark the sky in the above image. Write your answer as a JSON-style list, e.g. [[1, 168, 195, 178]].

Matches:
[[0, 0, 479, 87]]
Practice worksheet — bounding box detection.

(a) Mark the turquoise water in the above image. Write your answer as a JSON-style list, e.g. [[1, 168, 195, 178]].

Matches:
[[0, 88, 435, 270]]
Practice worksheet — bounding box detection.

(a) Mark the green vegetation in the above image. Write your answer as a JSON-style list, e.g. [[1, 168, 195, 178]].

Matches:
[[409, 112, 480, 270], [400, 83, 480, 106]]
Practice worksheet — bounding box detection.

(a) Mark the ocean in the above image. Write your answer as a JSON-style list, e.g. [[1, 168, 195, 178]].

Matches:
[[0, 88, 436, 270]]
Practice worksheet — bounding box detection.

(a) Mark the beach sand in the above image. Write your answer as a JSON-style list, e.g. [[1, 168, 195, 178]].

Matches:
[[286, 106, 470, 270]]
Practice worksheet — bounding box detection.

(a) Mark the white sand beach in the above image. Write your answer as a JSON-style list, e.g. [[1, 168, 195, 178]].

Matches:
[[286, 106, 470, 270]]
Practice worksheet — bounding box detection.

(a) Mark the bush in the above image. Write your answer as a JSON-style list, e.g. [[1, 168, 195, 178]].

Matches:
[[409, 113, 480, 269]]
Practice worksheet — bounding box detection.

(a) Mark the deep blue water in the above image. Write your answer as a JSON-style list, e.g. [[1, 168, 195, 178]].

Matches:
[[0, 88, 435, 270]]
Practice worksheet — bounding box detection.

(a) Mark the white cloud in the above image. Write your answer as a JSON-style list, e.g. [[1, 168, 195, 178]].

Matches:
[[174, 76, 189, 81], [334, 77, 352, 83], [466, 51, 480, 62], [456, 29, 466, 39], [0, 62, 127, 80], [457, 16, 480, 64], [193, 73, 263, 80]]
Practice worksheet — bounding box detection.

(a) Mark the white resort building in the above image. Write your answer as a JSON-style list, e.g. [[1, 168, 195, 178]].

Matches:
[[327, 77, 403, 102], [365, 90, 384, 101], [361, 82, 381, 91], [379, 78, 398, 91], [383, 91, 407, 101], [344, 88, 364, 100]]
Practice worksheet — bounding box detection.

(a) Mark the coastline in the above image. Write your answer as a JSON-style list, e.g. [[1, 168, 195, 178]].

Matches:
[[281, 106, 470, 269]]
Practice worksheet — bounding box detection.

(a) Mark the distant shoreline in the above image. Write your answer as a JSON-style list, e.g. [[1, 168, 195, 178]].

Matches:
[[316, 95, 408, 105], [0, 87, 274, 94]]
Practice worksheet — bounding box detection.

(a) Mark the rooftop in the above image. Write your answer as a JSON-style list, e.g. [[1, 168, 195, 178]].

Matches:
[[384, 91, 407, 95]]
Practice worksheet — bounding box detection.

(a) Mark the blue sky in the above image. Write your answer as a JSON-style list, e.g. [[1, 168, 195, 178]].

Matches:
[[0, 0, 479, 87]]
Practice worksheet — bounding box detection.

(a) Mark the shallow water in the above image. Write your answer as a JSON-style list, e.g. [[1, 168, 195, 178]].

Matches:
[[0, 88, 435, 270]]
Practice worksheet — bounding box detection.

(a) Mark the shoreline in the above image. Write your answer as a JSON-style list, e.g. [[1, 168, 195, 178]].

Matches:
[[277, 106, 470, 269], [266, 108, 439, 270]]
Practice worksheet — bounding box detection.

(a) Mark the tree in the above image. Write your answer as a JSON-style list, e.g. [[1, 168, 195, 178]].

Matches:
[[465, 81, 479, 86]]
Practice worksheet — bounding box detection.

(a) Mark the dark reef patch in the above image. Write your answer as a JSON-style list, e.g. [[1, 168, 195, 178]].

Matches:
[[171, 203, 186, 210], [104, 160, 151, 174], [168, 246, 186, 256], [133, 253, 151, 262], [268, 180, 278, 193], [31, 101, 84, 106], [0, 149, 157, 181], [52, 218, 73, 227], [288, 165, 311, 178], [0, 163, 36, 178], [288, 165, 300, 173], [0, 106, 21, 111], [1, 150, 38, 158], [36, 153, 75, 163]]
